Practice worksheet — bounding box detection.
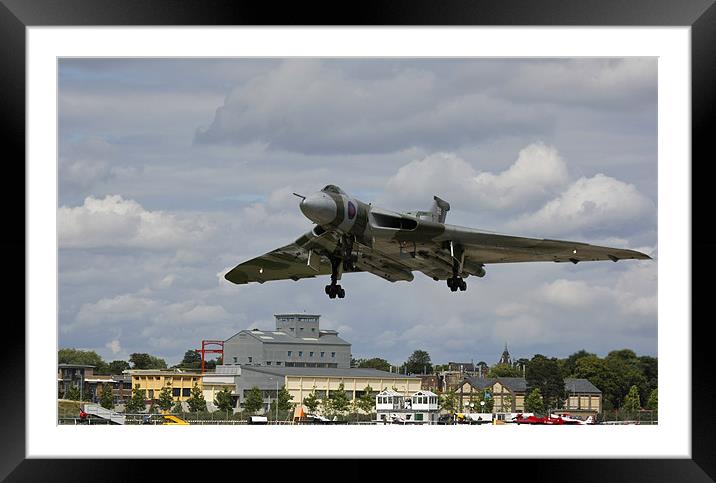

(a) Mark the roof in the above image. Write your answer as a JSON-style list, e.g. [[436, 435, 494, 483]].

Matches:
[[412, 390, 438, 397], [377, 389, 403, 397], [564, 378, 602, 394], [58, 364, 95, 369], [241, 366, 420, 380], [496, 377, 527, 392], [226, 329, 350, 346], [127, 370, 201, 376], [274, 313, 321, 318], [464, 377, 496, 389]]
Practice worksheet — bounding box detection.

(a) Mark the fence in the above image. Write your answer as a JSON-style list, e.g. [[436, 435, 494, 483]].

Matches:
[[600, 409, 657, 424]]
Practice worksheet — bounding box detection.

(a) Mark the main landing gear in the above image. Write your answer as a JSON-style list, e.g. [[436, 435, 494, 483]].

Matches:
[[447, 248, 467, 292], [447, 276, 467, 292], [325, 257, 345, 299]]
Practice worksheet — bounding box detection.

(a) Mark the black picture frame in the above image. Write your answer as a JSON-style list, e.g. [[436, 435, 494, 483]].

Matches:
[[4, 0, 713, 480]]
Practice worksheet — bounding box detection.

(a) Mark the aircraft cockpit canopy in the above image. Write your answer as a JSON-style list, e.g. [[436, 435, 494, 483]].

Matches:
[[322, 185, 346, 195]]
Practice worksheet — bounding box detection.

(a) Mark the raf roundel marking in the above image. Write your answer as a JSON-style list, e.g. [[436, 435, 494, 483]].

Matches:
[[347, 201, 357, 220]]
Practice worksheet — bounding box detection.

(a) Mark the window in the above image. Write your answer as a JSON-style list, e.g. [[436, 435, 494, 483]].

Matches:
[[148, 389, 154, 398], [309, 352, 314, 357], [233, 357, 237, 363], [287, 351, 292, 356], [182, 388, 190, 397], [276, 361, 282, 366], [320, 352, 325, 357], [299, 351, 303, 357], [248, 357, 253, 363], [331, 352, 336, 358], [290, 328, 294, 332], [300, 327, 304, 331], [172, 388, 180, 397], [311, 328, 316, 332], [266, 361, 272, 366]]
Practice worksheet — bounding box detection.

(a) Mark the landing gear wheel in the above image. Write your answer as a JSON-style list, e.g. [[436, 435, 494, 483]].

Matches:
[[337, 287, 345, 298], [325, 285, 331, 295], [459, 280, 467, 291], [329, 289, 337, 299], [450, 282, 458, 292]]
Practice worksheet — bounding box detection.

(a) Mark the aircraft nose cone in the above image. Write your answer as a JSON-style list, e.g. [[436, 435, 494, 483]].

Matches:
[[300, 193, 337, 225]]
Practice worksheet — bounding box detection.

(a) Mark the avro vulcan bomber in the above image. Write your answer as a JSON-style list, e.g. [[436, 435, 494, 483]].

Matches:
[[225, 185, 651, 299]]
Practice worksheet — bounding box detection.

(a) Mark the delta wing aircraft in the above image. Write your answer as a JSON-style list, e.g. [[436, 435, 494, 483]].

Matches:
[[225, 185, 651, 299]]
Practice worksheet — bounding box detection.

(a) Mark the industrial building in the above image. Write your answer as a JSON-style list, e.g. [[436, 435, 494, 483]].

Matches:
[[223, 314, 351, 369]]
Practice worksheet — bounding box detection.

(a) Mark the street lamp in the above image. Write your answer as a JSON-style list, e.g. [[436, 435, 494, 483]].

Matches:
[[480, 400, 485, 413]]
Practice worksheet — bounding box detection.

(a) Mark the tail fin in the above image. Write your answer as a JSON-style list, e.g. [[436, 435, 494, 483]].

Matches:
[[431, 196, 450, 223]]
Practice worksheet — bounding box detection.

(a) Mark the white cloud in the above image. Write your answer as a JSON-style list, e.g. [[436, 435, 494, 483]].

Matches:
[[195, 59, 548, 154], [384, 142, 569, 211], [58, 195, 213, 249], [507, 174, 655, 237], [105, 339, 122, 355]]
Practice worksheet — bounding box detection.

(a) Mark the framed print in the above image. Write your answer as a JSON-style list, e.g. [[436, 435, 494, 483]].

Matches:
[[5, 0, 715, 480]]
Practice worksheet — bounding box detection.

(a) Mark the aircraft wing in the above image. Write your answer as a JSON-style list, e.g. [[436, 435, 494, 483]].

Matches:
[[224, 230, 340, 284], [450, 229, 652, 264]]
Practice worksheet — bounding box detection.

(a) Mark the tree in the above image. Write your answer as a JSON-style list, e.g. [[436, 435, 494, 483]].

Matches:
[[355, 358, 391, 372], [186, 384, 207, 412], [502, 394, 513, 413], [622, 384, 641, 413], [328, 382, 350, 416], [562, 350, 596, 377], [573, 355, 620, 409], [243, 386, 264, 414], [108, 360, 130, 374], [488, 363, 521, 378], [157, 386, 174, 412], [65, 385, 81, 401], [355, 385, 376, 414], [99, 383, 114, 410], [404, 350, 433, 375], [125, 388, 147, 413], [526, 354, 565, 410], [182, 350, 201, 365], [129, 353, 167, 370], [303, 389, 320, 413], [646, 388, 658, 411], [524, 388, 545, 414], [172, 400, 184, 414], [58, 348, 108, 374], [214, 387, 234, 414], [440, 389, 457, 413], [470, 389, 493, 413], [275, 387, 294, 412]]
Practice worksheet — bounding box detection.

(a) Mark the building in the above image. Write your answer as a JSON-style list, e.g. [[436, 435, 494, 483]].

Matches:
[[456, 376, 603, 417], [129, 370, 202, 402], [375, 389, 440, 424], [223, 314, 351, 369], [58, 363, 95, 400], [231, 365, 421, 412], [202, 366, 239, 410], [497, 343, 512, 366]]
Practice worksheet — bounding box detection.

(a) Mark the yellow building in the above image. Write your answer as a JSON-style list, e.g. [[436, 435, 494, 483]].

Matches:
[[129, 370, 202, 401], [456, 376, 602, 417], [237, 366, 421, 411]]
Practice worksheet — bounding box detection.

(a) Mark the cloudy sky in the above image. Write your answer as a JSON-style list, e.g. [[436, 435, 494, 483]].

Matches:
[[58, 58, 657, 367]]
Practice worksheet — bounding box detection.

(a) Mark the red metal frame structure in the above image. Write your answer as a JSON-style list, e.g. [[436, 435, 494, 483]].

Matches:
[[194, 340, 224, 373]]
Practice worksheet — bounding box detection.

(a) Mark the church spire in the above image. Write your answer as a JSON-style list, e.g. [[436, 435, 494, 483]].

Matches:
[[499, 343, 512, 366]]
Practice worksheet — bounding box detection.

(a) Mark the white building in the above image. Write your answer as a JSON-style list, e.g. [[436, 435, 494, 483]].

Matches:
[[376, 389, 440, 424]]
